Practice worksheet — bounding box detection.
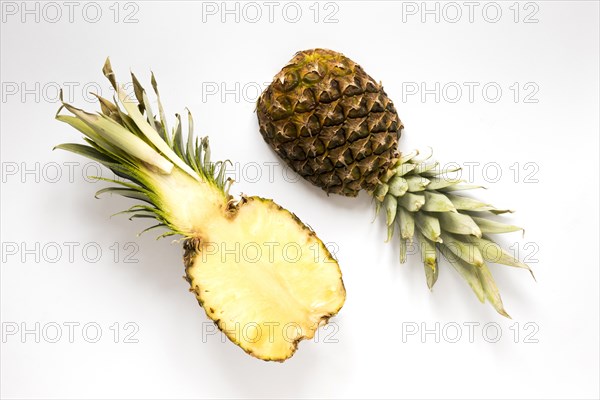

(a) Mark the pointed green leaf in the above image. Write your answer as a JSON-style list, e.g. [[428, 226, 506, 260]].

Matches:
[[215, 160, 230, 188], [54, 143, 115, 165], [156, 231, 178, 240], [111, 204, 157, 216], [399, 149, 418, 164], [388, 176, 408, 197], [477, 263, 511, 318], [467, 236, 534, 278], [415, 212, 442, 243], [397, 207, 415, 240], [386, 219, 395, 243], [418, 233, 436, 267], [186, 110, 197, 169], [395, 163, 415, 177], [438, 211, 482, 237], [60, 104, 173, 174], [470, 216, 522, 234], [374, 201, 382, 221], [172, 113, 184, 159], [416, 231, 438, 289], [115, 83, 200, 181], [426, 177, 464, 190], [398, 192, 425, 212], [56, 113, 96, 138], [128, 213, 156, 220], [203, 136, 212, 171], [95, 187, 152, 204], [445, 192, 494, 211], [56, 114, 124, 158], [423, 165, 462, 177], [102, 58, 117, 90], [399, 236, 408, 263], [141, 89, 157, 132], [488, 209, 514, 215], [374, 183, 389, 202], [92, 175, 142, 190], [424, 259, 439, 289], [410, 147, 433, 163], [150, 71, 170, 145], [422, 191, 457, 212], [90, 93, 120, 120], [441, 248, 485, 303], [138, 223, 167, 237], [130, 73, 147, 110], [195, 137, 205, 176], [413, 161, 438, 175], [384, 194, 397, 227], [111, 97, 145, 138], [440, 232, 484, 267], [405, 175, 430, 192]]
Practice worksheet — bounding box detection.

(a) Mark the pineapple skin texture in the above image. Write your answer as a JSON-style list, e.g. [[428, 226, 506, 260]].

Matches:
[[257, 49, 403, 196]]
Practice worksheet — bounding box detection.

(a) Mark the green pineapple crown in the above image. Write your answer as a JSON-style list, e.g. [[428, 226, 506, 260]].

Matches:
[[55, 58, 232, 239], [375, 148, 535, 318]]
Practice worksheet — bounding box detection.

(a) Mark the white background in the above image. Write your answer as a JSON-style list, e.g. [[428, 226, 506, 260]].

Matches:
[[1, 1, 599, 399]]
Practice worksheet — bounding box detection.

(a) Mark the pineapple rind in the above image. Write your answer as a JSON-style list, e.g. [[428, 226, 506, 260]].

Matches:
[[376, 150, 534, 318]]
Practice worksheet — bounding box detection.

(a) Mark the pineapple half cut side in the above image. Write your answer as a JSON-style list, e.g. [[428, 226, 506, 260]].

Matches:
[[55, 59, 345, 361]]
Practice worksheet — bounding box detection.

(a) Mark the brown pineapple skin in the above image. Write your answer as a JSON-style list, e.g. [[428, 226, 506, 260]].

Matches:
[[257, 49, 402, 196]]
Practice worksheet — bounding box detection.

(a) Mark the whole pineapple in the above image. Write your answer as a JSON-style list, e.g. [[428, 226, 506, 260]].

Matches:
[[257, 49, 402, 196], [55, 59, 346, 361], [257, 49, 533, 317]]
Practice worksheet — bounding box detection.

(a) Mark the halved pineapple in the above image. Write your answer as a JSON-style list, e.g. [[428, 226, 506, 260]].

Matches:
[[55, 59, 345, 361], [185, 197, 345, 361]]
